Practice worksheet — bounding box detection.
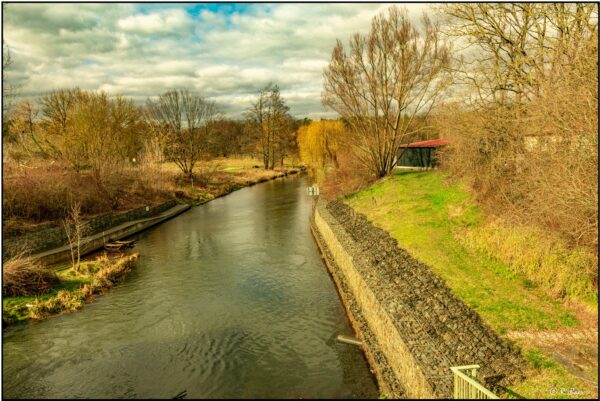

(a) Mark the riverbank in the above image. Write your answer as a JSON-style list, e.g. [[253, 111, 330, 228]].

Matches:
[[171, 161, 300, 206], [3, 157, 301, 240], [310, 217, 406, 398], [3, 165, 301, 325], [311, 198, 524, 398], [344, 170, 598, 399], [3, 253, 139, 325], [3, 158, 301, 261]]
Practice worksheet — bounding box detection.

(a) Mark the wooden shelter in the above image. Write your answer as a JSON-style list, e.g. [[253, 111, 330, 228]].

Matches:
[[396, 138, 448, 169]]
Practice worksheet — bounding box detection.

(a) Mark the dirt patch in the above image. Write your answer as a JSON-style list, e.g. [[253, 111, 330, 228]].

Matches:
[[507, 328, 598, 389]]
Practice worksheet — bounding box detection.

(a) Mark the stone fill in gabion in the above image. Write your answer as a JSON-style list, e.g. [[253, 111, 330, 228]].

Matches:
[[323, 200, 525, 397]]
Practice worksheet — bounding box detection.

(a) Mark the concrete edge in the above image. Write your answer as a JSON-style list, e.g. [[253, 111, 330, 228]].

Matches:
[[32, 204, 190, 265]]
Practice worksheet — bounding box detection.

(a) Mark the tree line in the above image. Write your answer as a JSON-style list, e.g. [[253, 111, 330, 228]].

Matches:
[[4, 83, 302, 183]]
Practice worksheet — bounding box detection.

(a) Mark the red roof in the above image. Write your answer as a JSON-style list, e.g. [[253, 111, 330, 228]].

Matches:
[[400, 138, 449, 148]]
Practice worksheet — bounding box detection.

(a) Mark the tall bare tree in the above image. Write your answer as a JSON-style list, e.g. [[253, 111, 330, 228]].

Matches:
[[245, 83, 293, 169], [436, 3, 598, 249], [323, 6, 451, 177], [146, 89, 219, 182]]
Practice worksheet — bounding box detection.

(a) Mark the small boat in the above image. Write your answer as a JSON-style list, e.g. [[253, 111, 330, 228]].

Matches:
[[104, 239, 136, 252]]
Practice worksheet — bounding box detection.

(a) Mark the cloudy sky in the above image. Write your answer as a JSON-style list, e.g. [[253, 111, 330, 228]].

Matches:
[[3, 2, 430, 119]]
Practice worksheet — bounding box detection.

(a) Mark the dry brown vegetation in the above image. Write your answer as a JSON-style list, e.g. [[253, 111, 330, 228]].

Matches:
[[434, 4, 598, 253], [2, 254, 59, 297], [2, 161, 172, 230]]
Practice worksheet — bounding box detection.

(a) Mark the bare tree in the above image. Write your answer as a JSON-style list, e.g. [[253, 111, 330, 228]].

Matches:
[[323, 6, 451, 178], [146, 89, 219, 183], [440, 3, 598, 106], [2, 41, 20, 127], [63, 201, 89, 273], [245, 83, 292, 169]]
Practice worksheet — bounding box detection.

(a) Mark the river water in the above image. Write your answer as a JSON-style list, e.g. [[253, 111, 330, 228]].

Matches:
[[2, 175, 378, 399]]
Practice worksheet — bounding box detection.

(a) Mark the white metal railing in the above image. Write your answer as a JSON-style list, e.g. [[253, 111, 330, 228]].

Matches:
[[450, 365, 499, 399]]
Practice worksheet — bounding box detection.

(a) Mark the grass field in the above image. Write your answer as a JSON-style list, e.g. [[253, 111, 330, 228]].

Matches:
[[346, 170, 598, 399]]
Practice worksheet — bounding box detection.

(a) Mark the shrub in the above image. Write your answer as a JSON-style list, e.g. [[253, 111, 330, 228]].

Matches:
[[321, 149, 375, 200], [2, 255, 59, 297]]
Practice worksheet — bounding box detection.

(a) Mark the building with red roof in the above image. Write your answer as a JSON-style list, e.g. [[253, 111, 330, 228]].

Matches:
[[396, 138, 448, 169]]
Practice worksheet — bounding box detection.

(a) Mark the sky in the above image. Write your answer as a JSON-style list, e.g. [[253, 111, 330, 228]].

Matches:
[[2, 2, 431, 119]]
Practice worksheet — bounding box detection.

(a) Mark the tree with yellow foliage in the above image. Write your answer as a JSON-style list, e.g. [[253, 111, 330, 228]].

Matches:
[[297, 120, 348, 172]]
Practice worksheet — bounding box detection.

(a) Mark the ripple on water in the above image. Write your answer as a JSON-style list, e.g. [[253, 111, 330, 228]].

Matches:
[[2, 176, 377, 399]]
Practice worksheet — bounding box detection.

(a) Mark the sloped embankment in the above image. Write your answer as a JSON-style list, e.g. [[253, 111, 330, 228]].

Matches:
[[312, 198, 525, 397]]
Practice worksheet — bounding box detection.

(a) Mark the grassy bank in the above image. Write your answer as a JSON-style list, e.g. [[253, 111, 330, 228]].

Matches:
[[345, 170, 597, 399], [3, 253, 139, 325]]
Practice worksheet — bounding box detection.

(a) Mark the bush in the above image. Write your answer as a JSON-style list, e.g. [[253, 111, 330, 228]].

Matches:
[[2, 255, 59, 297], [2, 160, 173, 226], [193, 161, 221, 187], [321, 149, 375, 200]]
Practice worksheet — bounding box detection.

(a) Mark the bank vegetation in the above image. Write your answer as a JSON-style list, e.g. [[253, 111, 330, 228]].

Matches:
[[3, 82, 302, 236], [296, 4, 598, 307], [3, 252, 140, 325]]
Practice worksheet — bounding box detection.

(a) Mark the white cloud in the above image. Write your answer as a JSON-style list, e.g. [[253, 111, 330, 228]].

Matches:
[[117, 9, 193, 35], [3, 3, 433, 119]]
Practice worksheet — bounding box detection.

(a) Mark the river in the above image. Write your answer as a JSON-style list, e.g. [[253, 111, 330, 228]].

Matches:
[[2, 175, 378, 399]]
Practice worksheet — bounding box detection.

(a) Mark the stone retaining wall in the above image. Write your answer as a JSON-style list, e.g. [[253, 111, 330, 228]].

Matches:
[[312, 198, 524, 398], [3, 199, 177, 261]]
